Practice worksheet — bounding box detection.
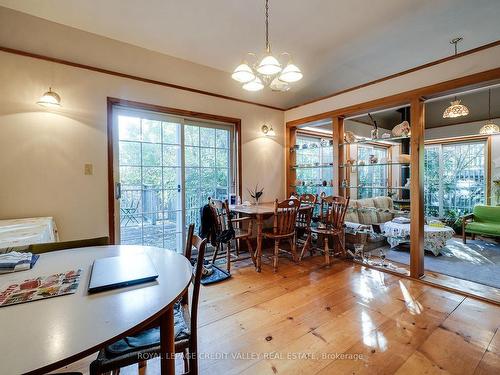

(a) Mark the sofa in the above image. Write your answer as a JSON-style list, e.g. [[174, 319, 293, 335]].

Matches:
[[344, 196, 398, 251], [462, 205, 500, 243]]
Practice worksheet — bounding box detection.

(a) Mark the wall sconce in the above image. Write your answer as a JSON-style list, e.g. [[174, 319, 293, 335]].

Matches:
[[261, 124, 275, 136], [37, 87, 61, 108]]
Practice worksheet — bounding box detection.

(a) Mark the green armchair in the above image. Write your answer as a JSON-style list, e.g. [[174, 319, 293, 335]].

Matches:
[[462, 205, 500, 244]]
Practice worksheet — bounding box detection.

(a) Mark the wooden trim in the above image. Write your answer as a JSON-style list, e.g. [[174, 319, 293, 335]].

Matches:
[[332, 117, 344, 196], [0, 46, 283, 111], [106, 97, 243, 241], [487, 136, 492, 204], [426, 115, 500, 130], [286, 39, 500, 111], [286, 67, 500, 128], [296, 129, 333, 138], [286, 128, 297, 197], [410, 98, 425, 279]]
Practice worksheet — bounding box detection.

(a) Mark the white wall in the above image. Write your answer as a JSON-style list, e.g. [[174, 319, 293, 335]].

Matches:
[[0, 46, 284, 241]]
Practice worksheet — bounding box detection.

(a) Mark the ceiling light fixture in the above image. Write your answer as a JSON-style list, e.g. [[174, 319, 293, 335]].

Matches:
[[231, 0, 303, 92], [479, 89, 499, 135], [443, 38, 469, 119], [37, 87, 61, 108]]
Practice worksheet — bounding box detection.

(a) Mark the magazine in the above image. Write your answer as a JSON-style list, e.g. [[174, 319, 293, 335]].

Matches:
[[0, 269, 82, 307]]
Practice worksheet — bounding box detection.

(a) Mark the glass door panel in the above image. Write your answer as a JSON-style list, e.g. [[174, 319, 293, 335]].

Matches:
[[117, 112, 183, 251]]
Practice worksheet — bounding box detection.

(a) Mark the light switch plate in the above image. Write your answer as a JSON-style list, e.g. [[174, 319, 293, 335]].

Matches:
[[84, 163, 93, 175]]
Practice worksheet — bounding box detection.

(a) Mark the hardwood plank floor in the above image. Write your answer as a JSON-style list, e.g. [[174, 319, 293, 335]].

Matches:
[[61, 256, 500, 375]]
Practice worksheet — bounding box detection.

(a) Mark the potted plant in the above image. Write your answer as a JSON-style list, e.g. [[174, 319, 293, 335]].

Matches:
[[248, 184, 264, 206]]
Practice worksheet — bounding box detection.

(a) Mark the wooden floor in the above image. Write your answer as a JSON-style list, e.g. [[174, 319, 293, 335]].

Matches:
[[63, 255, 500, 375]]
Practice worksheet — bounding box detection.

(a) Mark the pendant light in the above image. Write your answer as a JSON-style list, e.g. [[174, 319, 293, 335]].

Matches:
[[443, 38, 469, 119], [479, 89, 499, 135], [231, 0, 303, 92], [37, 87, 61, 108]]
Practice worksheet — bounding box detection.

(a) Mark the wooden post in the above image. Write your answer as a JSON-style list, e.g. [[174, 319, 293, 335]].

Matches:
[[332, 117, 344, 197], [410, 98, 425, 279], [160, 306, 176, 375], [286, 127, 297, 197]]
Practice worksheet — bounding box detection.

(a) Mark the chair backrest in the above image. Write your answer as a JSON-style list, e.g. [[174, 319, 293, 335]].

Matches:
[[182, 223, 206, 351], [319, 196, 350, 230], [209, 199, 231, 235], [29, 236, 110, 254], [296, 194, 317, 228], [273, 198, 300, 236], [473, 205, 500, 223]]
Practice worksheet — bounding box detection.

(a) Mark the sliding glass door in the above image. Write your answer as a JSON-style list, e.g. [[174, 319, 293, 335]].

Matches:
[[113, 107, 234, 251]]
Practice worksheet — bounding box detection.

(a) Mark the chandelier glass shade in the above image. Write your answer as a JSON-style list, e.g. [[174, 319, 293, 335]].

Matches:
[[232, 0, 302, 92], [479, 121, 500, 135], [443, 99, 469, 118]]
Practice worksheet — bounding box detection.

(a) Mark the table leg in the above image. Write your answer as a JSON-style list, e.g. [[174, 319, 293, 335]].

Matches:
[[160, 305, 175, 375], [256, 214, 263, 272]]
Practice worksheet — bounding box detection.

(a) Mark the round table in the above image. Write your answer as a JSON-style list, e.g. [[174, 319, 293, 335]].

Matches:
[[0, 245, 192, 375], [382, 222, 455, 255]]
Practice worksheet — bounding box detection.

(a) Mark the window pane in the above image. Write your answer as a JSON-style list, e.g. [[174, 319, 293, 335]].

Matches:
[[119, 141, 141, 165], [216, 148, 229, 167], [162, 145, 180, 167], [143, 167, 162, 187], [142, 143, 161, 166], [118, 116, 141, 141], [216, 129, 229, 148], [163, 122, 180, 144], [185, 146, 199, 167], [142, 119, 162, 143], [185, 168, 200, 189], [201, 148, 216, 167], [163, 167, 180, 189], [185, 125, 199, 146], [120, 166, 141, 187], [200, 127, 215, 147]]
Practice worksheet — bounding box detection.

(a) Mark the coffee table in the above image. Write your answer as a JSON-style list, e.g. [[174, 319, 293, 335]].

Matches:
[[382, 221, 455, 256]]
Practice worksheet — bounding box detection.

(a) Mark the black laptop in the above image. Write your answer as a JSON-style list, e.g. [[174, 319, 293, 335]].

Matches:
[[88, 253, 159, 293]]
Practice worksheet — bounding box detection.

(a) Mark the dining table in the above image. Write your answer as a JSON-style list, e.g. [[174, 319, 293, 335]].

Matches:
[[230, 202, 312, 272], [0, 245, 192, 375]]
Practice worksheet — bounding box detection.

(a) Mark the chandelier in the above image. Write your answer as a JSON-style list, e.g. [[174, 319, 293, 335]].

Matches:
[[231, 0, 303, 92], [443, 38, 469, 119], [479, 89, 499, 135]]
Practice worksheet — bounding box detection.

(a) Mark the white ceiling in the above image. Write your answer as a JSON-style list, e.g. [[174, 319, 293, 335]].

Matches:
[[1, 0, 499, 109]]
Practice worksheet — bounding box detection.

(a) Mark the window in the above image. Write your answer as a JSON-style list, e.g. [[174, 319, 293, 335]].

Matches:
[[115, 108, 235, 251], [424, 140, 486, 218], [357, 145, 388, 199]]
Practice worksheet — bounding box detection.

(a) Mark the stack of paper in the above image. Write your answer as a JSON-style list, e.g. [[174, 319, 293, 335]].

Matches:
[[0, 252, 33, 274]]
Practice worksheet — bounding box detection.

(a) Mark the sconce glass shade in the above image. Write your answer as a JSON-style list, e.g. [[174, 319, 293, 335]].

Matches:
[[443, 99, 469, 118], [37, 88, 61, 108], [479, 121, 500, 135], [269, 77, 290, 92], [256, 54, 282, 75], [242, 77, 264, 91], [231, 63, 255, 83], [261, 124, 275, 136], [279, 63, 303, 83]]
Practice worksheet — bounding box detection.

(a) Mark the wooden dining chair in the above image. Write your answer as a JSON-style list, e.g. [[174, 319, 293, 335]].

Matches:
[[29, 237, 110, 254], [262, 198, 300, 272], [310, 196, 350, 266], [296, 194, 317, 261], [89, 224, 206, 375], [209, 199, 255, 273]]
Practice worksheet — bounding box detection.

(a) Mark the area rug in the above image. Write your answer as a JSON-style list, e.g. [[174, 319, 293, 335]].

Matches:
[[384, 239, 500, 289]]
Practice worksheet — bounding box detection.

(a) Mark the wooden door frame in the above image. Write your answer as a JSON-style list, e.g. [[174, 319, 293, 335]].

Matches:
[[107, 97, 242, 244]]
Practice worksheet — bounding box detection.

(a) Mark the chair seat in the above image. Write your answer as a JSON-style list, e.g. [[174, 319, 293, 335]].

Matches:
[[105, 303, 190, 358], [310, 225, 343, 235], [465, 221, 500, 236]]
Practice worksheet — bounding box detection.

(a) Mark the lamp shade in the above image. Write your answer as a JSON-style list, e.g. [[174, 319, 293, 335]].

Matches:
[[443, 99, 469, 118], [37, 88, 61, 108], [479, 121, 500, 135], [256, 54, 282, 75], [242, 77, 264, 91], [279, 63, 303, 83], [261, 124, 275, 136], [231, 63, 255, 83]]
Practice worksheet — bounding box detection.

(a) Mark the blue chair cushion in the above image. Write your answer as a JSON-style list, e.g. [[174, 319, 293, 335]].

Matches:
[[105, 303, 190, 357]]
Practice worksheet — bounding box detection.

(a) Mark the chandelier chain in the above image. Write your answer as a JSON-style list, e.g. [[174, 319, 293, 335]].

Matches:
[[265, 0, 270, 52]]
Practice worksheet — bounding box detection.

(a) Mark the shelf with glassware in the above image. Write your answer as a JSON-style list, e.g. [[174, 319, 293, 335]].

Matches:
[[289, 137, 334, 196], [339, 124, 412, 207]]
